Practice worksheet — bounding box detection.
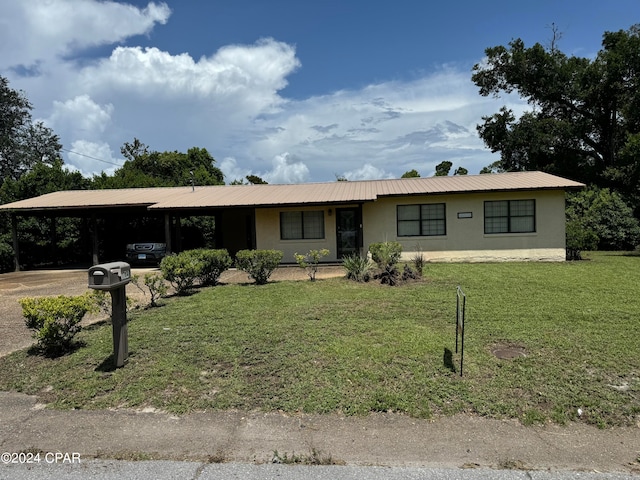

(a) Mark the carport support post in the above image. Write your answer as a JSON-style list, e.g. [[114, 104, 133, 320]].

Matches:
[[91, 214, 99, 265], [11, 214, 20, 272], [164, 213, 172, 254], [110, 286, 128, 368]]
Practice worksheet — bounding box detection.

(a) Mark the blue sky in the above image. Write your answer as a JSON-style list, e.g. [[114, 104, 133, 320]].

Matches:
[[1, 1, 638, 183]]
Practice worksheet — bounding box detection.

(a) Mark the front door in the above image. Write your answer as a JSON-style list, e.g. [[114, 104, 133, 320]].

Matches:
[[336, 207, 361, 258]]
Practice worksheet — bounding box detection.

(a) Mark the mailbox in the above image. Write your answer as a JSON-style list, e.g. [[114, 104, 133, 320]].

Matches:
[[88, 261, 131, 290], [87, 261, 131, 368]]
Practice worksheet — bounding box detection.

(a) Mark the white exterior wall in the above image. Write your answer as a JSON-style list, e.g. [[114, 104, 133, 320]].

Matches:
[[362, 190, 567, 262]]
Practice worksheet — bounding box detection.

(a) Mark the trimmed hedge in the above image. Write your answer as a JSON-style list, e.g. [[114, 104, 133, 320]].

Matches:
[[235, 249, 283, 285]]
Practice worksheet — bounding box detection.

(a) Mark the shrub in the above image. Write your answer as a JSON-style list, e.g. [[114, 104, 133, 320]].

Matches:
[[369, 241, 403, 286], [566, 187, 640, 250], [294, 248, 330, 281], [566, 219, 599, 260], [132, 273, 169, 307], [20, 293, 97, 356], [342, 254, 373, 282], [235, 249, 283, 285], [369, 241, 402, 269], [160, 252, 200, 295], [192, 248, 233, 286]]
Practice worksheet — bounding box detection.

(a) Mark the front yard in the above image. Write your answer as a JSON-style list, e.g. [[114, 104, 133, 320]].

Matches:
[[0, 252, 638, 427]]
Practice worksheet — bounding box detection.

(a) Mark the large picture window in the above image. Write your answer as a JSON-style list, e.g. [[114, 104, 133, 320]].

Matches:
[[397, 203, 446, 236], [280, 210, 325, 240], [484, 200, 535, 234]]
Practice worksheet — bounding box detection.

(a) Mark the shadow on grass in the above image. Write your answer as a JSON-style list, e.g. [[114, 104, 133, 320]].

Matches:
[[443, 347, 456, 373], [95, 351, 136, 372], [26, 340, 87, 359], [95, 354, 117, 372]]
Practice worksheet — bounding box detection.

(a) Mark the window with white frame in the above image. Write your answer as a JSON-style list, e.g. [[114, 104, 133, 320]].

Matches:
[[280, 210, 325, 240], [397, 203, 446, 236], [484, 199, 535, 234]]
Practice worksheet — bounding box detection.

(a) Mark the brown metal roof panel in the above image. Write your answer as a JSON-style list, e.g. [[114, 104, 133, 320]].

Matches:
[[0, 187, 193, 210]]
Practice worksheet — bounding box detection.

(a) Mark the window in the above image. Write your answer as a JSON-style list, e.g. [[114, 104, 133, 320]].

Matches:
[[484, 200, 535, 234], [397, 203, 446, 236], [280, 210, 325, 239]]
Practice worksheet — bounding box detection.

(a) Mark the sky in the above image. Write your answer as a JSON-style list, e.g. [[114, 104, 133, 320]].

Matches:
[[1, 1, 639, 184]]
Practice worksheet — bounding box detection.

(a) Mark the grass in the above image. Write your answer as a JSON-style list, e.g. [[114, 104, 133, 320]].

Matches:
[[0, 252, 639, 427]]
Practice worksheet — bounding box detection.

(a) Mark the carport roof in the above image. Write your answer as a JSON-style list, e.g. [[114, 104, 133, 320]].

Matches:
[[0, 171, 584, 212]]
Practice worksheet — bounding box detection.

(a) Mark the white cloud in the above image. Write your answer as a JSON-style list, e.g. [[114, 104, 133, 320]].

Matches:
[[49, 95, 113, 138], [67, 140, 121, 176], [1, 1, 525, 183], [0, 1, 171, 70], [343, 164, 394, 181], [261, 153, 310, 184]]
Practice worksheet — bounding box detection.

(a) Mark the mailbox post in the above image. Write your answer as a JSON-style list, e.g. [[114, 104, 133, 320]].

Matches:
[[88, 261, 131, 368]]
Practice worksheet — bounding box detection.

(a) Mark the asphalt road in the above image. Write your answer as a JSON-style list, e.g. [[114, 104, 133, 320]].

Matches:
[[1, 461, 638, 480]]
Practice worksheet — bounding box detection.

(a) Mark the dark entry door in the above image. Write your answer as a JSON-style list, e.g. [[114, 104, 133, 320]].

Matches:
[[336, 208, 361, 258]]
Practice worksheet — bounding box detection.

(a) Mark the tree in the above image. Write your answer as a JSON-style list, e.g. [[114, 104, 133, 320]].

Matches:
[[401, 169, 420, 178], [434, 161, 452, 176], [246, 174, 267, 185], [0, 76, 62, 182], [454, 167, 468, 175], [94, 140, 224, 188], [472, 25, 640, 206], [566, 186, 640, 250]]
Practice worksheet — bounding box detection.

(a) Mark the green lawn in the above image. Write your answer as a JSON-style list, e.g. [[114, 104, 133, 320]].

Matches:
[[1, 252, 639, 427]]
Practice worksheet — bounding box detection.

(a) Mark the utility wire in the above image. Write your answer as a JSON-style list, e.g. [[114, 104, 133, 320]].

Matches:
[[61, 147, 124, 167]]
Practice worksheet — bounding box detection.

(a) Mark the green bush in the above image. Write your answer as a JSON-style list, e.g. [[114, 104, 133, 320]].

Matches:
[[342, 254, 373, 282], [566, 187, 640, 250], [160, 252, 200, 295], [566, 219, 599, 260], [369, 241, 403, 286], [294, 248, 330, 281], [369, 241, 402, 269], [132, 272, 169, 307], [192, 248, 233, 286], [20, 293, 97, 356], [235, 249, 283, 285]]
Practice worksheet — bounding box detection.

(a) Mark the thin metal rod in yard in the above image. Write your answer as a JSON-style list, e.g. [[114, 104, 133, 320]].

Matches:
[[456, 286, 466, 377]]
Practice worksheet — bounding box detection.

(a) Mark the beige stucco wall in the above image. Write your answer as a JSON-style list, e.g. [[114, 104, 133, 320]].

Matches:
[[255, 206, 342, 263], [254, 189, 568, 263], [362, 190, 567, 262]]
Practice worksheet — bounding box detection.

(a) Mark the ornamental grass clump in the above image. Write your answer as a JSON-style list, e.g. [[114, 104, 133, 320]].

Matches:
[[342, 254, 374, 282], [369, 241, 403, 286]]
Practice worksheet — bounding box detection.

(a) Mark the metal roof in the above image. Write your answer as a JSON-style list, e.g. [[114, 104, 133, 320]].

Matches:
[[0, 171, 584, 212]]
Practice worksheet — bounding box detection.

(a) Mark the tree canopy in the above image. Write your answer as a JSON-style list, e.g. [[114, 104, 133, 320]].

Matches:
[[472, 25, 640, 209], [0, 76, 61, 182], [93, 139, 224, 188]]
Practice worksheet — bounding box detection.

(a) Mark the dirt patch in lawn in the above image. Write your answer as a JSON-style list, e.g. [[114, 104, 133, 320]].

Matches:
[[491, 342, 527, 360]]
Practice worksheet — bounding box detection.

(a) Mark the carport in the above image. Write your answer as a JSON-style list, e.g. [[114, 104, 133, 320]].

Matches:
[[0, 187, 256, 271]]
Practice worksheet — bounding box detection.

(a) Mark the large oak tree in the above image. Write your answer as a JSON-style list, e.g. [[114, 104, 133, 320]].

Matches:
[[472, 25, 640, 206]]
